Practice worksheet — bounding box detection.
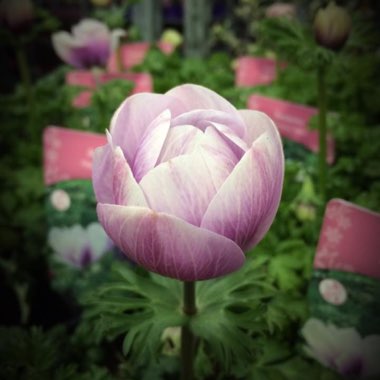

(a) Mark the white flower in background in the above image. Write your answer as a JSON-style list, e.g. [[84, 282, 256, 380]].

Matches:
[[48, 222, 112, 268], [52, 18, 125, 69], [302, 318, 380, 378]]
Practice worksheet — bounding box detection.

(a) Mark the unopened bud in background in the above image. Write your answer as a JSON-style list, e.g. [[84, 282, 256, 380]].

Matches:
[[0, 0, 34, 31], [90, 0, 112, 6], [313, 1, 351, 51]]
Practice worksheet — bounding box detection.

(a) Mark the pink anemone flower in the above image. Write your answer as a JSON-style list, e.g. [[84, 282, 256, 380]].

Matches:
[[52, 18, 125, 69], [92, 84, 284, 281]]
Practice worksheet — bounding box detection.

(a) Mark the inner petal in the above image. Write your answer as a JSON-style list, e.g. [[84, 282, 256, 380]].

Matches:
[[195, 125, 241, 190], [171, 109, 247, 138], [132, 109, 171, 181], [157, 124, 203, 164], [139, 153, 217, 226]]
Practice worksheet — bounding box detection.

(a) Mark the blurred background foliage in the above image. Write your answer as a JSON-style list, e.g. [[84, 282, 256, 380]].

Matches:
[[0, 0, 379, 379]]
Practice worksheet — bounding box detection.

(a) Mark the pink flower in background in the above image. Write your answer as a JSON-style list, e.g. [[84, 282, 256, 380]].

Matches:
[[52, 18, 125, 69], [92, 84, 284, 281], [302, 318, 380, 378], [265, 2, 296, 19], [48, 223, 112, 268]]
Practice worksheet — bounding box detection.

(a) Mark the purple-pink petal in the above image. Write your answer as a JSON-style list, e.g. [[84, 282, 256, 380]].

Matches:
[[92, 144, 114, 203], [171, 109, 246, 138], [97, 204, 245, 280], [132, 109, 171, 181], [68, 40, 111, 68], [201, 124, 284, 251], [110, 93, 185, 164], [165, 85, 244, 135], [157, 124, 203, 164], [112, 147, 148, 207], [139, 152, 217, 226]]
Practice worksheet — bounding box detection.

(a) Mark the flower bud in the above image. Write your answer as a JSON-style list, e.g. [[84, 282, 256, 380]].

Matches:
[[161, 327, 181, 356], [313, 2, 351, 51], [0, 0, 34, 31], [90, 0, 112, 6], [160, 28, 183, 48], [295, 203, 316, 222]]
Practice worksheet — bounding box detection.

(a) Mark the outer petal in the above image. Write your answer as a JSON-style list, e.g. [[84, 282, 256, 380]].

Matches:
[[86, 222, 111, 260], [112, 147, 148, 207], [302, 319, 338, 367], [110, 29, 126, 51], [201, 119, 284, 251], [92, 142, 148, 206], [69, 40, 111, 68], [72, 18, 110, 43], [110, 93, 184, 164], [97, 204, 245, 280], [92, 144, 113, 203], [51, 31, 77, 66], [139, 153, 217, 226]]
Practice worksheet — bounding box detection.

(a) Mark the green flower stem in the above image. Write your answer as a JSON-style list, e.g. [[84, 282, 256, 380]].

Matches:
[[15, 43, 34, 123], [116, 44, 124, 72], [317, 65, 327, 202], [181, 281, 197, 380]]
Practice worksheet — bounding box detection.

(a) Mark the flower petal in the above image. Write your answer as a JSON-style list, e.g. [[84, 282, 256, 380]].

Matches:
[[92, 144, 113, 203], [132, 109, 171, 181], [112, 147, 148, 207], [86, 222, 111, 259], [97, 204, 245, 280], [195, 125, 241, 190], [72, 18, 109, 42], [110, 93, 184, 164], [140, 153, 217, 226], [157, 124, 203, 164], [201, 124, 284, 250], [239, 109, 278, 146], [51, 31, 77, 66], [302, 319, 339, 367], [171, 109, 246, 138]]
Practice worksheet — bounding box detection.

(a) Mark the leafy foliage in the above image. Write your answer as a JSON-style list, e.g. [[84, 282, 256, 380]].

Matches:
[[1, 4, 379, 378]]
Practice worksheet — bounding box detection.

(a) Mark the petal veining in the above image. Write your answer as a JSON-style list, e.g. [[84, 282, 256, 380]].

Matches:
[[171, 108, 247, 138], [97, 204, 245, 280], [112, 147, 148, 207], [110, 93, 184, 164], [201, 128, 284, 250], [132, 109, 171, 181], [140, 153, 217, 226], [157, 124, 203, 164]]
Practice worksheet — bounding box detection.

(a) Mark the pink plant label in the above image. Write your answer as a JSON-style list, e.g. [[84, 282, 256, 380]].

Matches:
[[66, 71, 153, 108], [314, 199, 380, 279], [107, 41, 174, 73], [236, 57, 276, 86], [235, 57, 285, 87], [43, 126, 106, 185], [248, 94, 335, 163]]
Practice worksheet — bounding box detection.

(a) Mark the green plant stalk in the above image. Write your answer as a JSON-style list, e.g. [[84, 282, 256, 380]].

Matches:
[[317, 65, 327, 202], [15, 43, 34, 123], [181, 281, 197, 380]]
